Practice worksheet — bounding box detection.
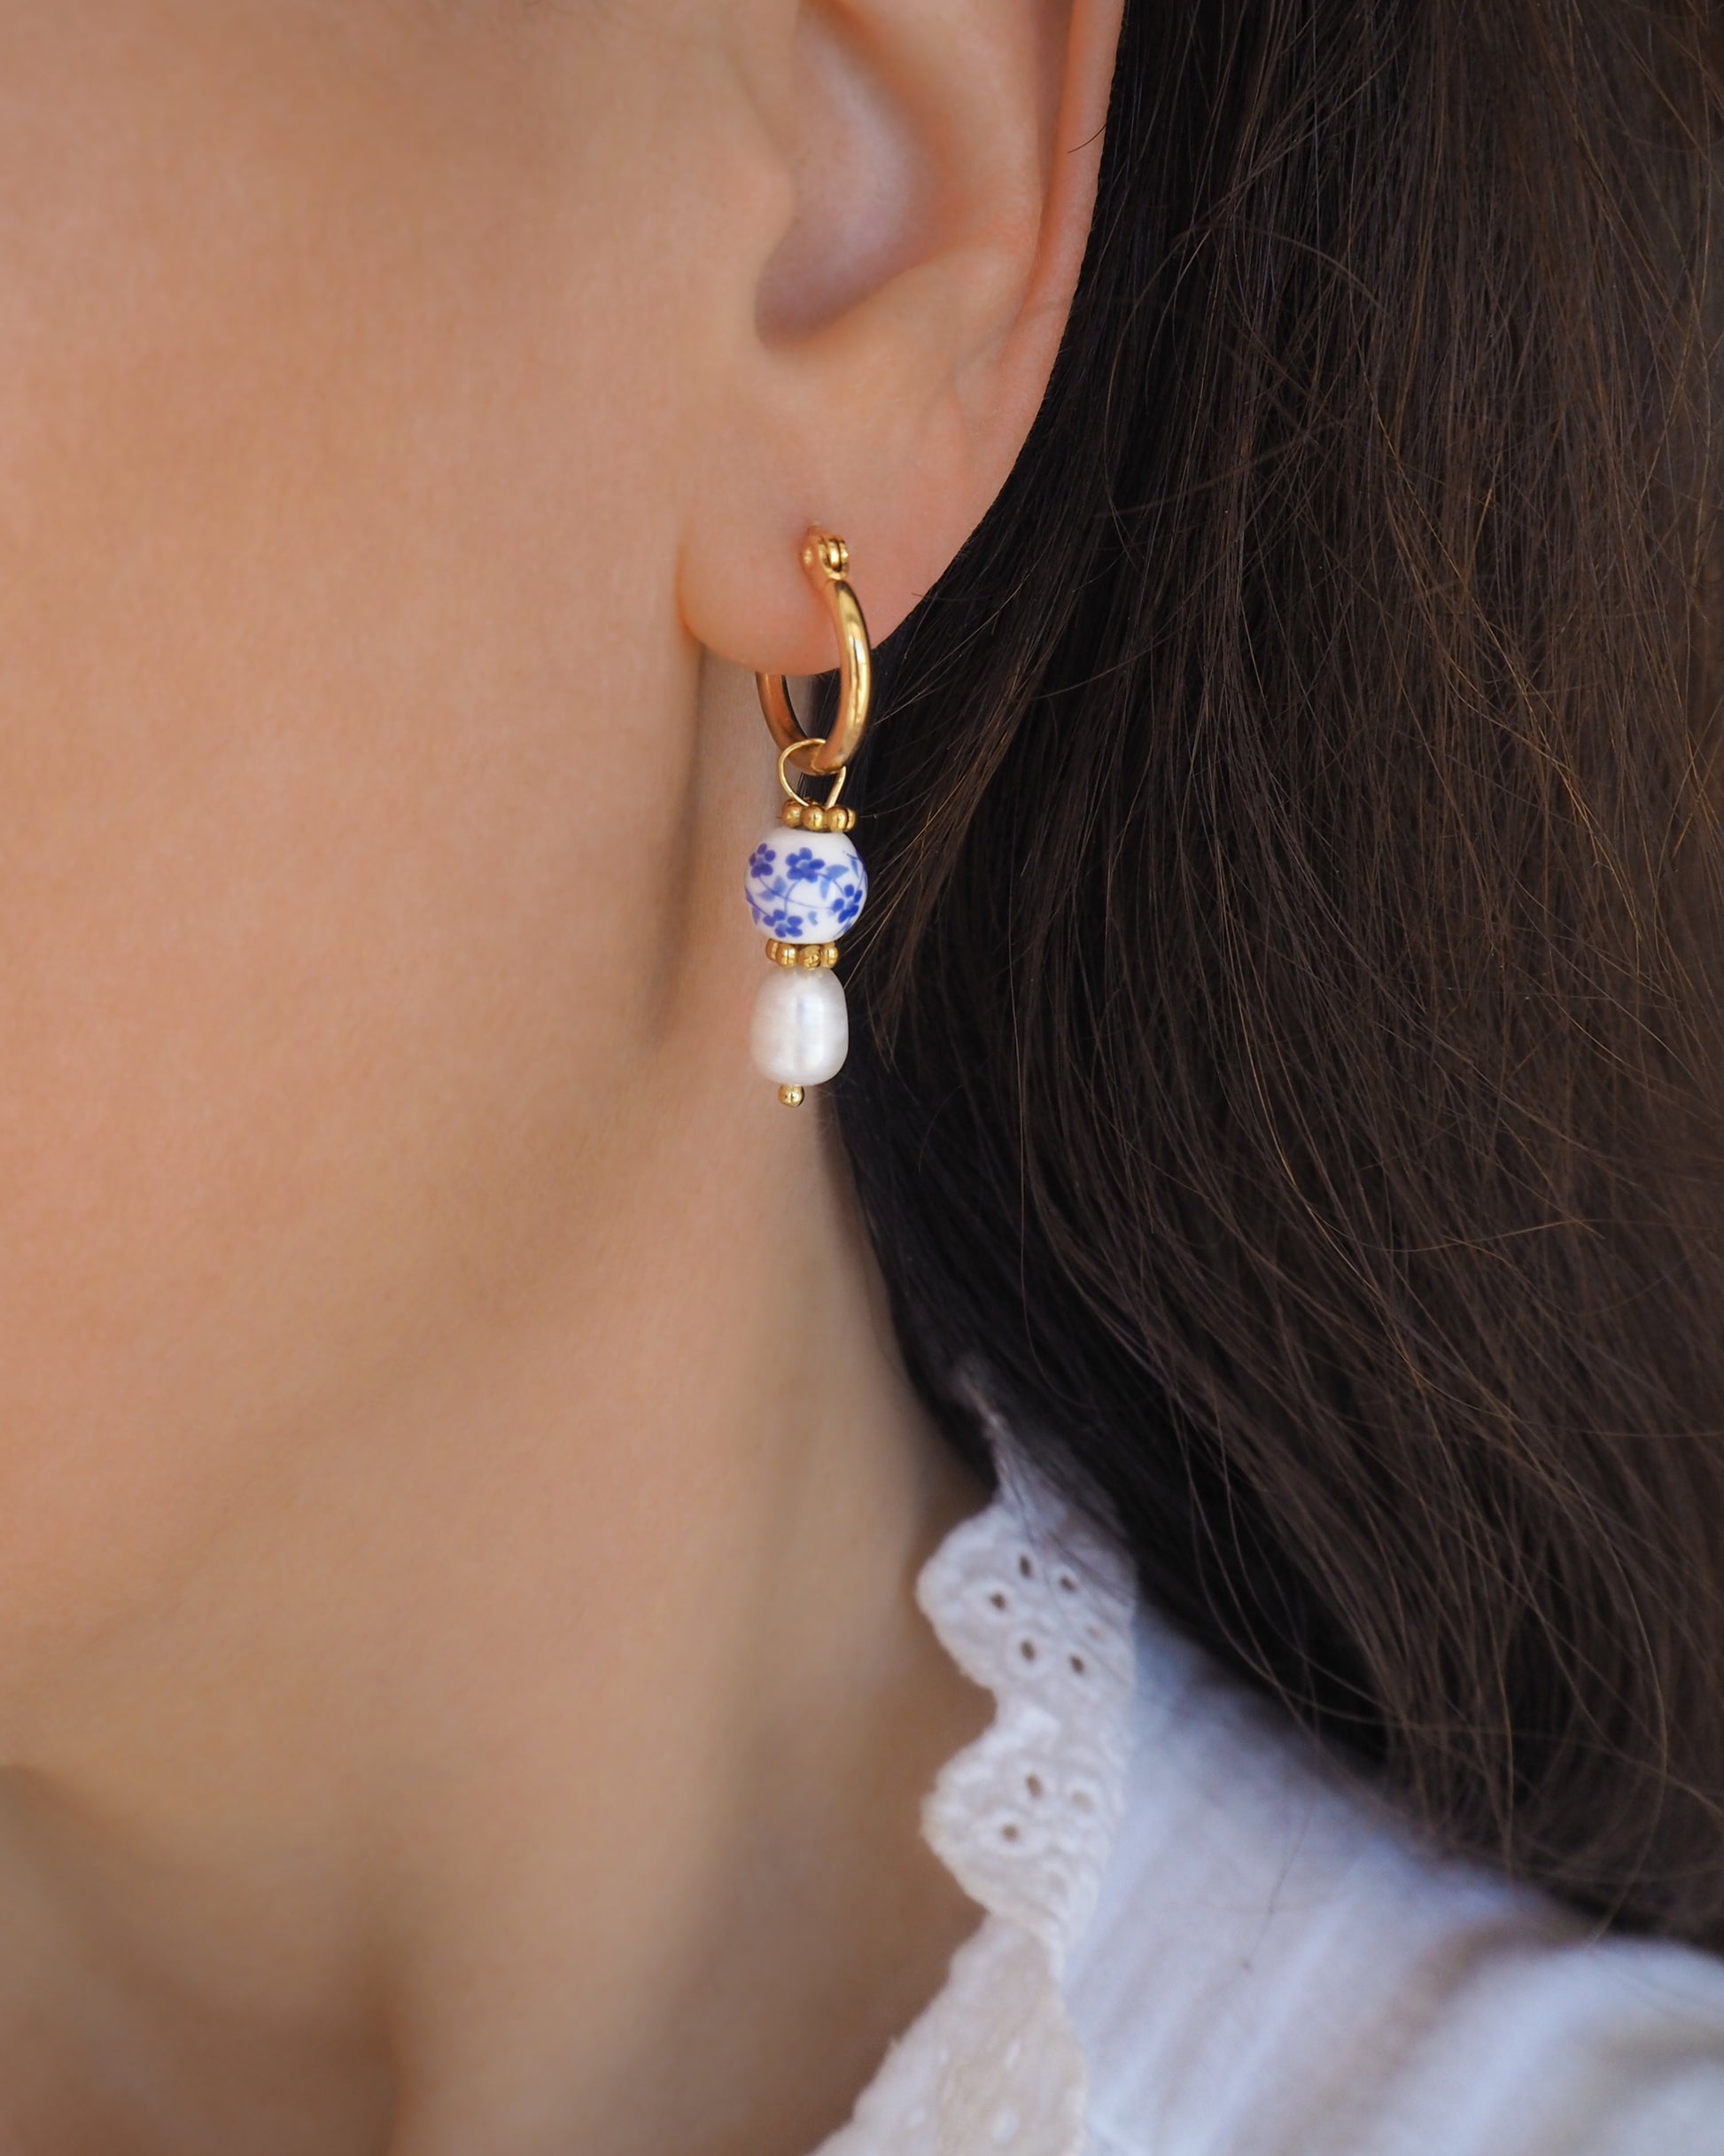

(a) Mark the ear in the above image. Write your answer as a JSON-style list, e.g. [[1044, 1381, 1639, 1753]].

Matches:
[[675, 0, 1124, 675]]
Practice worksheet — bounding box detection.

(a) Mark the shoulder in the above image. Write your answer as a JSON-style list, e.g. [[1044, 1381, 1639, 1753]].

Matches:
[[1068, 1606, 1724, 2156]]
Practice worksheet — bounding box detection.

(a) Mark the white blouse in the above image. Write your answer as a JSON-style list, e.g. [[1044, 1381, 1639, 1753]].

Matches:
[[813, 1437, 1724, 2156]]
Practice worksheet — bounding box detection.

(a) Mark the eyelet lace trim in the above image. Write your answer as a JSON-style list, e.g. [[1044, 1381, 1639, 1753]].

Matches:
[[811, 1442, 1138, 2156]]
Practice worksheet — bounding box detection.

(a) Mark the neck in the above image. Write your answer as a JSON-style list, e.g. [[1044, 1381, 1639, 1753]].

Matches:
[[0, 907, 992, 2155]]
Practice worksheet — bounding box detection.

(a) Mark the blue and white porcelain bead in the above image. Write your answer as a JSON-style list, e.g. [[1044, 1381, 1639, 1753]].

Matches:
[[750, 966, 849, 1088], [743, 828, 867, 946]]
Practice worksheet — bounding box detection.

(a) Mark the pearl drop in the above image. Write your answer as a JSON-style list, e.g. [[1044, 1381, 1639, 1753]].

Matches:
[[749, 965, 849, 1088]]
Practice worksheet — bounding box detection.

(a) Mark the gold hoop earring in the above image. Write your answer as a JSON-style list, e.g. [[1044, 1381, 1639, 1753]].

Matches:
[[742, 531, 873, 1107], [754, 533, 873, 773]]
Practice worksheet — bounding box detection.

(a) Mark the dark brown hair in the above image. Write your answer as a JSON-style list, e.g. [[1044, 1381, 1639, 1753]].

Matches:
[[839, 0, 1724, 1946]]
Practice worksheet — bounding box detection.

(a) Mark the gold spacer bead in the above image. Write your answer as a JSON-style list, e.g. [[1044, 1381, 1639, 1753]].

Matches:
[[780, 799, 805, 828], [779, 1085, 806, 1108], [776, 942, 800, 968], [822, 944, 840, 968], [798, 945, 823, 969], [803, 806, 827, 832], [834, 807, 855, 833]]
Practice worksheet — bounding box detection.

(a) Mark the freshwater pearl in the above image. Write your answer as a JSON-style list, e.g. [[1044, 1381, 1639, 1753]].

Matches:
[[743, 828, 867, 945], [750, 965, 850, 1088]]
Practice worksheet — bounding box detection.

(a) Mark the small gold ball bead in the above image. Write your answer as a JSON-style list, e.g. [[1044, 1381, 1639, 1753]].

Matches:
[[780, 800, 804, 828], [834, 808, 854, 833], [803, 806, 827, 832], [822, 944, 840, 968], [776, 942, 800, 968], [799, 945, 823, 969], [779, 1085, 806, 1108]]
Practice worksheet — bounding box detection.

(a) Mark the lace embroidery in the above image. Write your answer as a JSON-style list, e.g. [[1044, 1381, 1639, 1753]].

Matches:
[[811, 1446, 1138, 2156]]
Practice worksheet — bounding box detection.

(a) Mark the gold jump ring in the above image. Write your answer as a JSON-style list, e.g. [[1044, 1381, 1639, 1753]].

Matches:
[[756, 531, 873, 775], [777, 736, 849, 812]]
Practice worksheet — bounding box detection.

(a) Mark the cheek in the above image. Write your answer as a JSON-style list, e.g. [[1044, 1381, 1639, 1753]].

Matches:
[[0, 4, 703, 1634]]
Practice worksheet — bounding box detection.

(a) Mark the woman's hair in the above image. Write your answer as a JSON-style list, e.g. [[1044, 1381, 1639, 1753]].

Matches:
[[839, 0, 1724, 1948]]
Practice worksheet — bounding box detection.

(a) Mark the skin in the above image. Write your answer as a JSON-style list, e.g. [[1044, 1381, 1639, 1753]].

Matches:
[[0, 2, 1122, 2151]]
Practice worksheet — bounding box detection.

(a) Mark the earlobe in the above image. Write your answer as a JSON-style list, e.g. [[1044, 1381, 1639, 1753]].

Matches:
[[675, 0, 1124, 678]]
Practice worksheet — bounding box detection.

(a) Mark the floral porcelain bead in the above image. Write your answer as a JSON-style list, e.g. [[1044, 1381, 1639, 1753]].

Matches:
[[749, 965, 850, 1088], [744, 829, 867, 946]]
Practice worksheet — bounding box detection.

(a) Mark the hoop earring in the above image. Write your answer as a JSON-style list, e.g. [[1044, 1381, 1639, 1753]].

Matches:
[[743, 532, 873, 1108]]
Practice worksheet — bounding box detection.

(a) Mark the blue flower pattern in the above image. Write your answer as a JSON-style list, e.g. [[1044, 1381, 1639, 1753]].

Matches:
[[744, 834, 868, 943]]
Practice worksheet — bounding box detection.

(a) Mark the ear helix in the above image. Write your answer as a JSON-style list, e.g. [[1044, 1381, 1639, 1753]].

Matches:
[[742, 533, 873, 1106]]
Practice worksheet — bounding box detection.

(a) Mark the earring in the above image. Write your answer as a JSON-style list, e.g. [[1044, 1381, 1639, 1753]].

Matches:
[[745, 532, 873, 1107]]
